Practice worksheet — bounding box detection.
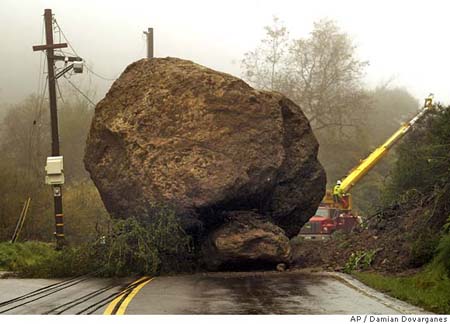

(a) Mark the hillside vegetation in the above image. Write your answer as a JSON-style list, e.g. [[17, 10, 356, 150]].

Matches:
[[293, 104, 450, 313]]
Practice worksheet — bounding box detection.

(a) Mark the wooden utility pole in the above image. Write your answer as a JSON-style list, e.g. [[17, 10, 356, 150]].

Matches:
[[144, 28, 154, 58], [33, 9, 67, 250]]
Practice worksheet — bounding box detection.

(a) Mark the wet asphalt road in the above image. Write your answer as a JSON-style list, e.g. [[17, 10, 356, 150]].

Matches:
[[0, 271, 426, 315], [126, 272, 410, 314], [0, 277, 129, 314]]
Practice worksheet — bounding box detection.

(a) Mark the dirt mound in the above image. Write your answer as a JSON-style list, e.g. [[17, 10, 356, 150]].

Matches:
[[84, 57, 326, 266], [292, 194, 448, 272]]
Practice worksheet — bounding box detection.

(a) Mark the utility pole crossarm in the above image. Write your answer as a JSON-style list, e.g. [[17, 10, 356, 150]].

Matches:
[[32, 43, 67, 51]]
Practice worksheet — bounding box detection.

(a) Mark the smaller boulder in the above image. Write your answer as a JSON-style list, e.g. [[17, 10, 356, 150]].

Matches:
[[276, 263, 287, 272], [203, 211, 292, 270]]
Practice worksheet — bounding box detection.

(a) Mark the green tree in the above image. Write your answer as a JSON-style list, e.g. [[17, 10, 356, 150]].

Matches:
[[387, 105, 450, 196]]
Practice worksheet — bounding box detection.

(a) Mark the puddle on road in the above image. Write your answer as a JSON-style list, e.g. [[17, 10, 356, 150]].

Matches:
[[186, 272, 326, 314]]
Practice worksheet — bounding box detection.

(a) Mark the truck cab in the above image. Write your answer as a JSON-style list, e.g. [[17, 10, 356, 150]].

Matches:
[[299, 205, 359, 239], [299, 206, 337, 238]]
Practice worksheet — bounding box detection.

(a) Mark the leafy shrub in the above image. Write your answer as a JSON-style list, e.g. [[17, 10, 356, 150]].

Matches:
[[344, 249, 378, 273], [85, 206, 194, 276], [0, 206, 194, 278]]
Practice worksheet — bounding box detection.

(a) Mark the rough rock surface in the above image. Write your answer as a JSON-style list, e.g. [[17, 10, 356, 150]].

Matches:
[[203, 211, 292, 270], [85, 57, 326, 265]]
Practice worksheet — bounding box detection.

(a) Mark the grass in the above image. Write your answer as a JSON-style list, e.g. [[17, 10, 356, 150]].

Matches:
[[0, 241, 104, 278], [0, 212, 194, 278], [0, 241, 61, 277], [354, 271, 450, 314]]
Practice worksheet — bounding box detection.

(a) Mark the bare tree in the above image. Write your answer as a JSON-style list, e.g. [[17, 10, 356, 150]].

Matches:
[[286, 19, 369, 133], [241, 16, 289, 91], [242, 18, 370, 136]]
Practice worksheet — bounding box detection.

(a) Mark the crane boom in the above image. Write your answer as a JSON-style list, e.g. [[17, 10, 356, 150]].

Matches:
[[339, 95, 433, 194]]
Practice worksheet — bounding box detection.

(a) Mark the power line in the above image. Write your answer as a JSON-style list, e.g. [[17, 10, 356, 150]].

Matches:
[[53, 18, 118, 82], [35, 76, 48, 124], [36, 17, 45, 100], [85, 65, 117, 81], [56, 79, 65, 103], [52, 18, 79, 56], [63, 77, 97, 107]]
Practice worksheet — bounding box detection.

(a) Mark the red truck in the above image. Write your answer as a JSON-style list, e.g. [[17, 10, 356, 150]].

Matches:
[[299, 203, 359, 239]]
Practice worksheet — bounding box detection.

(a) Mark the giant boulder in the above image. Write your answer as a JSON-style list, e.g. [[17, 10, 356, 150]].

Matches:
[[84, 57, 326, 249]]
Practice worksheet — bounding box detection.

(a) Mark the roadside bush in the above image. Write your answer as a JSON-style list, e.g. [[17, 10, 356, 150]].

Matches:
[[0, 206, 194, 278], [94, 207, 194, 276], [92, 217, 160, 276]]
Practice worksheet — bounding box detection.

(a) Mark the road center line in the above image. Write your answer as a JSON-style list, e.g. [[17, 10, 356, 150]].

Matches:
[[103, 277, 153, 315]]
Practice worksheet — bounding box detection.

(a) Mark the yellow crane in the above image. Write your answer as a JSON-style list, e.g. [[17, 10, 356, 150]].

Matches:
[[332, 94, 434, 210], [300, 95, 434, 238]]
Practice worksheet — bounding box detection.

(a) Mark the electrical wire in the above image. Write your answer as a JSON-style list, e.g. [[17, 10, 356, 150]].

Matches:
[[56, 79, 65, 103], [36, 17, 45, 102], [85, 65, 117, 82], [35, 76, 48, 125], [52, 18, 78, 56], [53, 18, 118, 82], [63, 77, 97, 107]]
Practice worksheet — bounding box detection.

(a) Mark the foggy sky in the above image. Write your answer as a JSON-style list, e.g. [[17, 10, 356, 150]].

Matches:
[[1, 0, 449, 107]]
